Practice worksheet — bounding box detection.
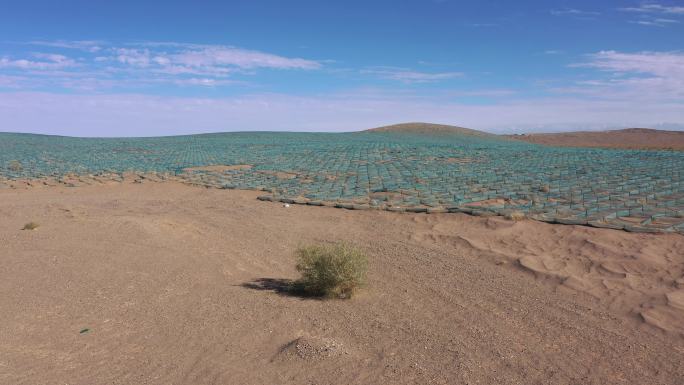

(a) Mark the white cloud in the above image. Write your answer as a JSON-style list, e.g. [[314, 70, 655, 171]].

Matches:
[[0, 53, 77, 70], [619, 3, 684, 26], [361, 67, 463, 83], [578, 50, 684, 79], [560, 51, 684, 103], [90, 43, 322, 76], [631, 18, 679, 26], [550, 8, 600, 17], [170, 46, 321, 70], [97, 44, 321, 74], [2, 42, 683, 134], [173, 78, 238, 87], [115, 48, 153, 67], [619, 4, 684, 14], [0, 91, 681, 137], [0, 41, 322, 90], [28, 40, 104, 52], [466, 23, 498, 28]]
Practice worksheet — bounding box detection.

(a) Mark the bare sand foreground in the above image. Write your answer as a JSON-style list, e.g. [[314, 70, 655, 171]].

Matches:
[[1, 181, 683, 384]]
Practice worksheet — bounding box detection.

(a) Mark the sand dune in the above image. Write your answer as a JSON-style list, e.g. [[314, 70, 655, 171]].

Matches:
[[1, 182, 683, 384], [408, 214, 684, 334], [506, 128, 684, 150], [364, 122, 494, 137]]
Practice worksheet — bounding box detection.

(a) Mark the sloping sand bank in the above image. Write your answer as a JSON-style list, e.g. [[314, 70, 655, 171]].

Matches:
[[505, 128, 684, 150], [1, 182, 683, 384]]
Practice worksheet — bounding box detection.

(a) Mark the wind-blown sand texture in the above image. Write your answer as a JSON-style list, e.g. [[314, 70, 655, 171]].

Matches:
[[506, 128, 684, 151], [1, 181, 683, 384]]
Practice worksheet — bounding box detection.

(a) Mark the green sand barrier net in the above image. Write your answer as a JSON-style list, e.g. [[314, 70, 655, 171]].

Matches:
[[1, 131, 682, 233]]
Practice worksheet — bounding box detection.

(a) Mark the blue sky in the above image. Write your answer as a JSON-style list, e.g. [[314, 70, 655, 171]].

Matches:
[[1, 0, 683, 136]]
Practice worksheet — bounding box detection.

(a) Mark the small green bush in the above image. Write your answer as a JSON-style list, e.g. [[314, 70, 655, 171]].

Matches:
[[294, 242, 368, 299]]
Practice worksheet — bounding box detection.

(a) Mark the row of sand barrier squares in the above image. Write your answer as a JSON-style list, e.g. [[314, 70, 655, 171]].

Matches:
[[1, 131, 682, 232], [178, 148, 682, 232]]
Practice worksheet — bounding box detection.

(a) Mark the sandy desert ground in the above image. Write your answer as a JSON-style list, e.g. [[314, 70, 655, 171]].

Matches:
[[1, 181, 683, 384], [505, 128, 684, 150]]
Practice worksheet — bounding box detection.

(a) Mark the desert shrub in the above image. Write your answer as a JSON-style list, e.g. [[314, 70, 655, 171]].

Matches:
[[504, 210, 526, 221], [8, 160, 23, 172], [22, 222, 39, 230], [294, 242, 368, 299]]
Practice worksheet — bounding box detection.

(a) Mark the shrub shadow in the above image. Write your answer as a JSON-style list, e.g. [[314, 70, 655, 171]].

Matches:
[[240, 278, 319, 300]]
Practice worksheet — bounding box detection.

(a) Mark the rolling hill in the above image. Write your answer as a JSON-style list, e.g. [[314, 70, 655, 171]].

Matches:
[[505, 128, 684, 150], [364, 122, 494, 137]]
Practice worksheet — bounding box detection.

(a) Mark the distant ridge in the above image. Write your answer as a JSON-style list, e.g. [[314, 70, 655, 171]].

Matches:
[[364, 122, 493, 137], [505, 128, 684, 150]]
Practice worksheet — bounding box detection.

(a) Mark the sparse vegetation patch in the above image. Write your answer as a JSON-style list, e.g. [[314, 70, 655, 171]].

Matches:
[[8, 160, 23, 172], [505, 210, 526, 221], [22, 222, 40, 230], [294, 242, 368, 299]]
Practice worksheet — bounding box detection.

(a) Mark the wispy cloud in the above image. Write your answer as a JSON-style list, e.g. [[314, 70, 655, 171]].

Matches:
[[101, 44, 322, 72], [172, 77, 240, 87], [1, 91, 682, 136], [0, 53, 77, 70], [577, 50, 684, 78], [1, 41, 322, 90], [2, 41, 683, 134], [619, 3, 684, 26], [619, 4, 684, 14], [170, 45, 321, 70], [465, 22, 498, 28], [550, 8, 600, 17], [28, 40, 104, 52], [566, 50, 684, 100], [631, 18, 679, 26], [361, 67, 463, 83], [113, 48, 155, 67]]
